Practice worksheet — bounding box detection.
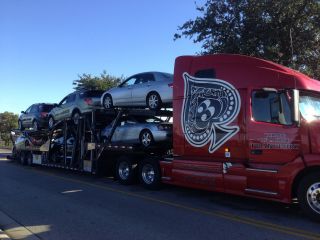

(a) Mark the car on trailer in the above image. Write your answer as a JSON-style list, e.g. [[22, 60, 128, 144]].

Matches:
[[101, 72, 173, 110], [100, 115, 172, 148], [48, 90, 104, 128], [19, 103, 55, 130]]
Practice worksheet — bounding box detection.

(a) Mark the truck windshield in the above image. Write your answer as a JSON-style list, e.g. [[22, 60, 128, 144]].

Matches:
[[299, 95, 320, 121]]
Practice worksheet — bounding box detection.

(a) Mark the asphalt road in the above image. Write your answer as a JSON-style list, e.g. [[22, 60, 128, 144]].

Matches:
[[0, 150, 320, 240]]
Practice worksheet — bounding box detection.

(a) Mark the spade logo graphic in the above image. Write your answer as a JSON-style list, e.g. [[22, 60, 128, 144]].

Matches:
[[181, 73, 241, 153]]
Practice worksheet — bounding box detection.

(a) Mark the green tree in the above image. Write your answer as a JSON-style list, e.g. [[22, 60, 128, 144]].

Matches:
[[175, 0, 320, 78], [73, 70, 124, 91], [0, 112, 18, 146]]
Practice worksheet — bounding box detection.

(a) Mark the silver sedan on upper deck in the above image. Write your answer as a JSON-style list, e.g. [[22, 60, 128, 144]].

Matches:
[[101, 72, 173, 110]]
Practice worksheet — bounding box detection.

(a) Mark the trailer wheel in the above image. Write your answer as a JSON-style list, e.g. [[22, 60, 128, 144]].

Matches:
[[116, 156, 137, 185], [12, 147, 17, 161], [26, 152, 33, 166], [139, 157, 161, 190], [20, 151, 26, 165], [298, 173, 320, 221]]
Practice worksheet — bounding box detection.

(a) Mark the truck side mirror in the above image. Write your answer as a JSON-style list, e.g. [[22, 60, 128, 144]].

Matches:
[[292, 89, 300, 125]]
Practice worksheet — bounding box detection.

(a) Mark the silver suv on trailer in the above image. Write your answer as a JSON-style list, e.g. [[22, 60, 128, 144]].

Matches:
[[48, 90, 103, 128]]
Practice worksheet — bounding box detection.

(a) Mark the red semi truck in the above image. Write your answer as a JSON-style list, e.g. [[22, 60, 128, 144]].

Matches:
[[12, 54, 320, 220], [158, 54, 320, 220]]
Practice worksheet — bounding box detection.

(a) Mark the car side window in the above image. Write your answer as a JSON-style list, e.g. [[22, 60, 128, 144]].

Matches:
[[25, 106, 32, 113], [66, 94, 76, 103], [59, 97, 68, 105], [122, 77, 136, 87], [141, 73, 155, 83], [30, 105, 38, 113], [252, 91, 292, 125]]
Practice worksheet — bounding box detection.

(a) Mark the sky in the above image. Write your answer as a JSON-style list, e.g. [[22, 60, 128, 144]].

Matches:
[[0, 0, 204, 114]]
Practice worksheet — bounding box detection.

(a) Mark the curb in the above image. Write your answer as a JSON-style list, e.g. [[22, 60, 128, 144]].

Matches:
[[0, 211, 40, 240]]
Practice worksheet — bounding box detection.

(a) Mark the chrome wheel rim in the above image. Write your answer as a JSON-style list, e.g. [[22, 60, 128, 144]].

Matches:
[[104, 96, 112, 108], [148, 94, 159, 109], [141, 132, 152, 147], [118, 161, 130, 180], [307, 182, 320, 214], [49, 118, 54, 128], [142, 164, 155, 184]]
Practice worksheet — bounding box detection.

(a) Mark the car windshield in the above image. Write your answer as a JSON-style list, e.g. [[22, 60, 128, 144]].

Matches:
[[80, 90, 104, 98], [136, 117, 163, 123], [299, 95, 320, 121], [159, 73, 173, 79], [40, 104, 54, 112]]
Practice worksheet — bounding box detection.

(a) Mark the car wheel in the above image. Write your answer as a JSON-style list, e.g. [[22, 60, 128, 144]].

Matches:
[[103, 94, 113, 109], [147, 92, 162, 110], [72, 111, 81, 125], [48, 116, 55, 129], [115, 156, 137, 185], [32, 120, 39, 131], [298, 173, 320, 221], [139, 130, 154, 148], [139, 157, 162, 190], [18, 120, 24, 130]]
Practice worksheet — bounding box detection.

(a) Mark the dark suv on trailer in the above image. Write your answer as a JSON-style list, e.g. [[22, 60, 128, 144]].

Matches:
[[19, 103, 55, 130]]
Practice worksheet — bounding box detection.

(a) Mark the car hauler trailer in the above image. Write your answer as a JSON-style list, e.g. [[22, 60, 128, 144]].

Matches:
[[11, 54, 320, 220]]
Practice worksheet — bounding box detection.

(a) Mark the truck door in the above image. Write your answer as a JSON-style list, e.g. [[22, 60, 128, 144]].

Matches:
[[246, 89, 300, 196]]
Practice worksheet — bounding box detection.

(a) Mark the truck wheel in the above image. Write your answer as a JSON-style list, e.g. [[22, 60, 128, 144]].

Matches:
[[26, 152, 33, 166], [116, 156, 137, 185], [20, 151, 26, 165], [139, 157, 161, 190], [298, 173, 320, 221]]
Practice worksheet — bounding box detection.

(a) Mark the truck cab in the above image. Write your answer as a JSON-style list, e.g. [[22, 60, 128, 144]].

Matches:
[[160, 54, 320, 220]]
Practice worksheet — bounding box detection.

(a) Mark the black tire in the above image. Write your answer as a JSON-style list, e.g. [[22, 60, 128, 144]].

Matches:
[[18, 120, 24, 130], [72, 110, 81, 125], [147, 92, 162, 110], [20, 151, 26, 165], [297, 173, 320, 221], [139, 157, 162, 190], [139, 130, 154, 148], [115, 156, 137, 185], [48, 116, 55, 129], [103, 94, 113, 110], [26, 152, 33, 166], [32, 120, 39, 131], [12, 147, 17, 161]]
